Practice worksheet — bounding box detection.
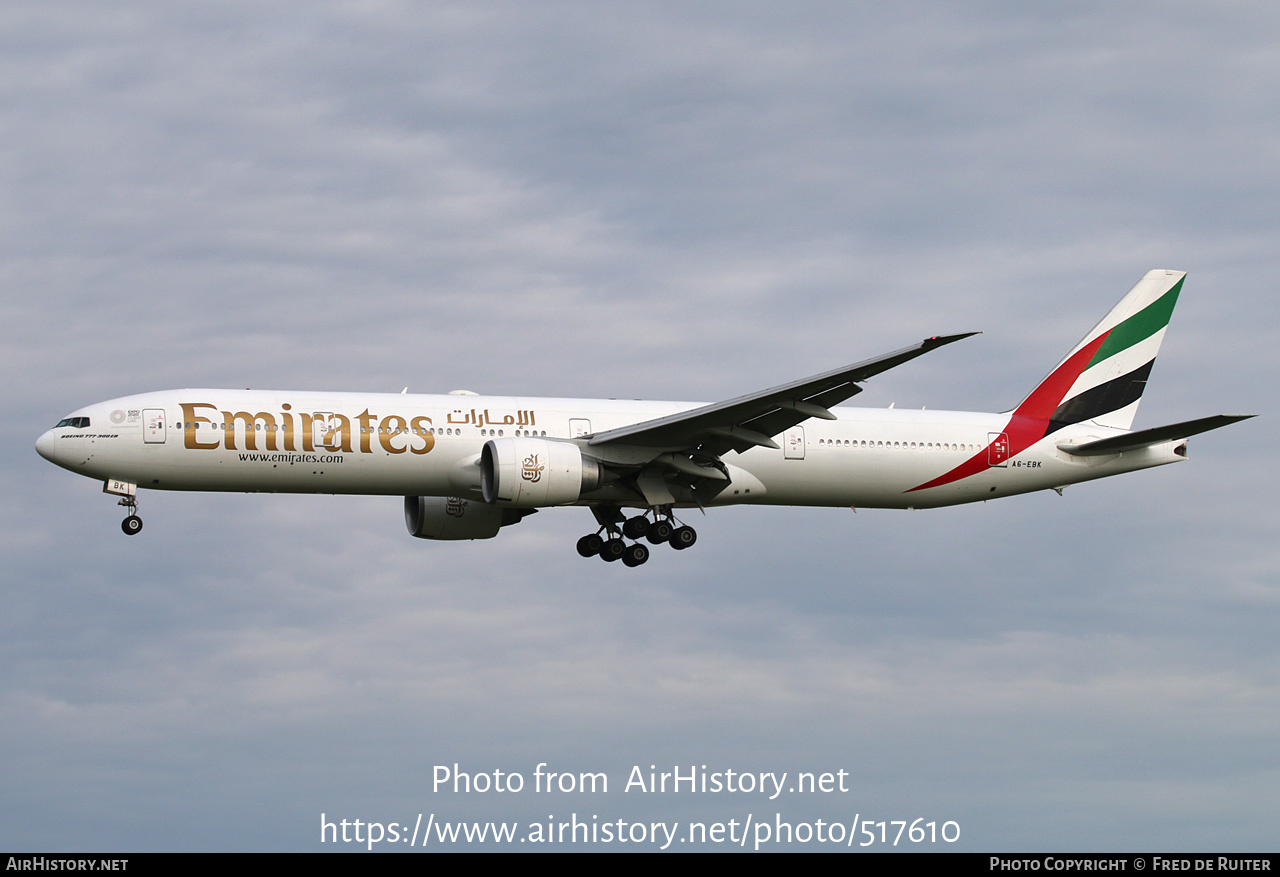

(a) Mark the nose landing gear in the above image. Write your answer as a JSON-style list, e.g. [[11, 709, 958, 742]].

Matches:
[[118, 496, 143, 536], [104, 479, 143, 536]]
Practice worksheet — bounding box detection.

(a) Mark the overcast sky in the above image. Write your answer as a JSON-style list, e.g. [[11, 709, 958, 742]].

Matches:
[[3, 1, 1276, 852]]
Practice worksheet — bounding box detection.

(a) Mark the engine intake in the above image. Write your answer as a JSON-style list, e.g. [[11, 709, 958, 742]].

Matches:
[[480, 437, 602, 507]]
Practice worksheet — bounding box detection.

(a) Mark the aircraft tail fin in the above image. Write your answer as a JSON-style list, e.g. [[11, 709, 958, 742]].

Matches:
[[1011, 269, 1185, 435]]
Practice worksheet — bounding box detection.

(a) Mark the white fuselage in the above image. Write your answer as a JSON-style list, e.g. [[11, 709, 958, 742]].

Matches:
[[35, 389, 1184, 510]]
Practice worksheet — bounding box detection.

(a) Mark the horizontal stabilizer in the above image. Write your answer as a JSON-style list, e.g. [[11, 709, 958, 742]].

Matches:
[[1057, 414, 1254, 456]]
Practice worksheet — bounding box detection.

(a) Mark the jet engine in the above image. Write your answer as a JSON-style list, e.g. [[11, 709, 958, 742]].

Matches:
[[480, 437, 603, 507], [403, 495, 531, 540]]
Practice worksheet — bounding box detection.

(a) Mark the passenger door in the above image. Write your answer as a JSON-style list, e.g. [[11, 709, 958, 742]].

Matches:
[[987, 432, 1010, 467], [784, 426, 805, 460], [143, 408, 166, 444]]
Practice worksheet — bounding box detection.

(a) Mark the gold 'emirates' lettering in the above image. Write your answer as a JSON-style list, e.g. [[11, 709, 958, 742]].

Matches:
[[298, 413, 356, 452], [281, 403, 296, 450], [326, 415, 354, 452], [181, 402, 220, 450], [409, 416, 434, 455], [299, 413, 320, 452], [225, 410, 278, 450], [179, 402, 435, 456], [380, 415, 408, 454]]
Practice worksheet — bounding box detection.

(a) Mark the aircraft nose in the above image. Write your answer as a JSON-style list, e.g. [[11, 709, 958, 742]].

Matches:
[[35, 429, 58, 463]]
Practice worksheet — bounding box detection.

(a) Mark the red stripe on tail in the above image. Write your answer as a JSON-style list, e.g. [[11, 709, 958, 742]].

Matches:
[[907, 332, 1110, 493]]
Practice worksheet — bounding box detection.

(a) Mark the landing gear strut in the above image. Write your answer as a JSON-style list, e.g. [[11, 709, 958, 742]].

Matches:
[[118, 495, 143, 536], [575, 507, 695, 567]]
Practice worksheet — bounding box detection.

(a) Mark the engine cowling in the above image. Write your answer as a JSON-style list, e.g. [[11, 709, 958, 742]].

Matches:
[[404, 495, 529, 540], [480, 437, 602, 507]]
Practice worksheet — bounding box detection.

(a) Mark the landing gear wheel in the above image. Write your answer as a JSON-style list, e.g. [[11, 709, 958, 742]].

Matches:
[[670, 525, 696, 550], [576, 533, 603, 557], [646, 520, 673, 544], [600, 538, 626, 562], [622, 543, 650, 567], [621, 515, 650, 539], [121, 515, 143, 536]]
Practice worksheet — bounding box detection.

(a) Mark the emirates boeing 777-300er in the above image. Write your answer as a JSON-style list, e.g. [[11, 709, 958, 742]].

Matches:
[[37, 270, 1251, 567]]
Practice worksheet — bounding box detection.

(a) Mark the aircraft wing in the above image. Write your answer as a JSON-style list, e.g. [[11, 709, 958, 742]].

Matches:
[[587, 333, 978, 458]]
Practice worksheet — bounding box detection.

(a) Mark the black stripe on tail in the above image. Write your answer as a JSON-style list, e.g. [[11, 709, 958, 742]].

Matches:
[[1045, 360, 1155, 436]]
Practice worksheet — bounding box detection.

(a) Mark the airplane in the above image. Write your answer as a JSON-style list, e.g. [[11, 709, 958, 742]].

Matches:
[[36, 269, 1251, 567]]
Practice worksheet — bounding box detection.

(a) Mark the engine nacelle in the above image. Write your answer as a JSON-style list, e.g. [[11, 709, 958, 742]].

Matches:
[[404, 495, 530, 540], [480, 437, 602, 507]]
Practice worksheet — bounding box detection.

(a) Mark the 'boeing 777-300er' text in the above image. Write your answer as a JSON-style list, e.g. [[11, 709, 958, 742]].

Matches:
[[37, 270, 1251, 567]]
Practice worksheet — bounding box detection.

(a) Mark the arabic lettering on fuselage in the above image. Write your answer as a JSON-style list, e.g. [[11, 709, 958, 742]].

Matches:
[[446, 408, 536, 427]]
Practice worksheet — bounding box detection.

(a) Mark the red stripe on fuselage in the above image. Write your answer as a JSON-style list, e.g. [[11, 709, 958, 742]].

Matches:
[[906, 332, 1110, 492]]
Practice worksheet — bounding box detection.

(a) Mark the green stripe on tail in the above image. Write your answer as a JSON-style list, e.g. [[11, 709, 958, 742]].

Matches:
[[1086, 276, 1183, 368]]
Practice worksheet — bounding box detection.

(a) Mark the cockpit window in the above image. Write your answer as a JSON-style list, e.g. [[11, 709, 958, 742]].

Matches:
[[55, 417, 90, 429]]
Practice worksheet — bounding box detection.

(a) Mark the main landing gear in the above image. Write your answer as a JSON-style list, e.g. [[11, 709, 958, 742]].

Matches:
[[576, 508, 696, 567], [118, 495, 143, 536]]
